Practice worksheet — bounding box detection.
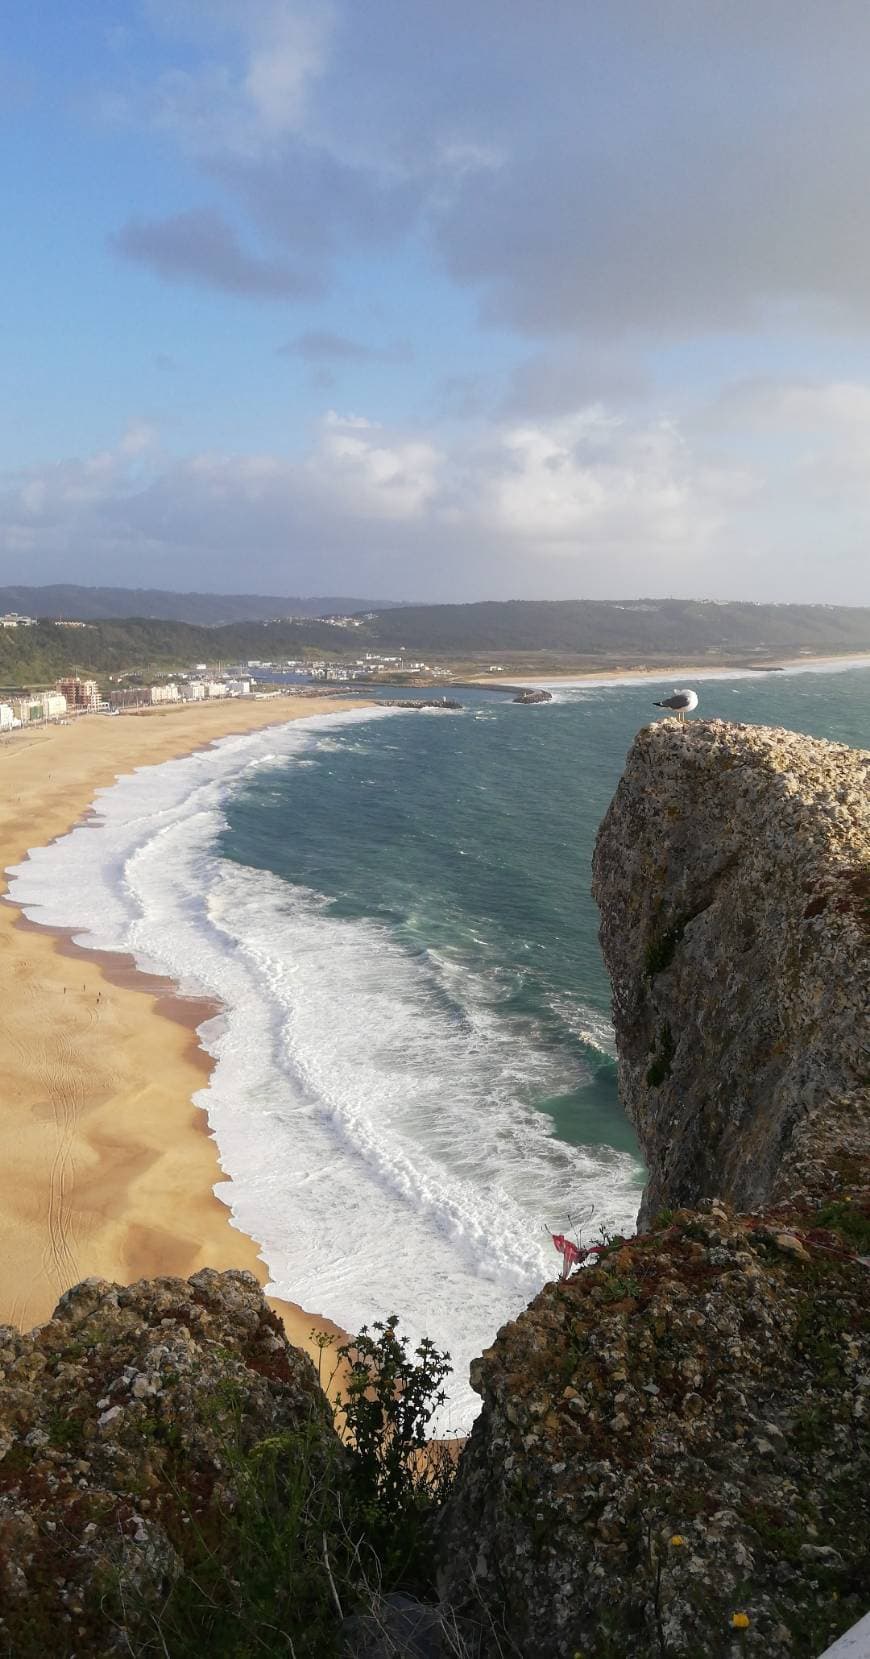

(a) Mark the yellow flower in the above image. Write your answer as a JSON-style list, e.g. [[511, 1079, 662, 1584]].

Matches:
[[669, 1534, 686, 1547], [731, 1612, 751, 1630]]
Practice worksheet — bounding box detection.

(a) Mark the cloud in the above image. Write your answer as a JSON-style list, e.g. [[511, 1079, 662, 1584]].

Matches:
[[139, 0, 333, 153], [112, 208, 317, 297], [242, 6, 332, 136], [103, 1, 870, 344], [210, 140, 419, 257], [277, 330, 412, 364], [3, 366, 863, 600], [0, 402, 783, 601], [422, 5, 870, 341], [435, 107, 870, 338], [503, 346, 649, 418], [707, 378, 870, 502]]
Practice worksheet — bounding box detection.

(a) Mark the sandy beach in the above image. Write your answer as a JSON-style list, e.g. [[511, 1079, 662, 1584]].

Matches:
[[0, 697, 364, 1379], [473, 650, 870, 687]]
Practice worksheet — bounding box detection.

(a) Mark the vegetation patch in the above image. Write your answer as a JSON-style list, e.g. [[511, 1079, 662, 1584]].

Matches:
[[644, 923, 684, 978], [814, 1196, 870, 1254], [646, 1021, 676, 1086]]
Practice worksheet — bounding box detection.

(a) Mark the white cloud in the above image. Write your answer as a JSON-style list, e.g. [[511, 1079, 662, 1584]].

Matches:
[[323, 411, 378, 429], [112, 1, 334, 157], [243, 7, 331, 136], [2, 388, 868, 601]]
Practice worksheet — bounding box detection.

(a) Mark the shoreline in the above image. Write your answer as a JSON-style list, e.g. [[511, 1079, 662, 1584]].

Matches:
[[0, 697, 367, 1381], [472, 650, 870, 690]]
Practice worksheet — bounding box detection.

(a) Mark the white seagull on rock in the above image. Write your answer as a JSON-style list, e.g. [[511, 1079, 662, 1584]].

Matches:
[[652, 688, 699, 723]]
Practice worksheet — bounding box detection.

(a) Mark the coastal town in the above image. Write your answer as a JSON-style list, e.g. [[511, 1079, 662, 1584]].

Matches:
[[0, 671, 259, 730], [0, 608, 459, 734]]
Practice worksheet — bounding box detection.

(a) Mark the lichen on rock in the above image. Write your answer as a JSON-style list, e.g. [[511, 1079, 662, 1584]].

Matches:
[[438, 719, 870, 1658], [438, 1199, 870, 1658], [0, 1268, 337, 1655]]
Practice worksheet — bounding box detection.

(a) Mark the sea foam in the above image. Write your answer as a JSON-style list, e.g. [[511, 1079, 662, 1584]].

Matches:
[[7, 707, 641, 1430]]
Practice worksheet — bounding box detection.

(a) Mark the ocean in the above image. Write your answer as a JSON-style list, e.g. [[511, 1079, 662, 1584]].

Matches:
[[8, 663, 869, 1429]]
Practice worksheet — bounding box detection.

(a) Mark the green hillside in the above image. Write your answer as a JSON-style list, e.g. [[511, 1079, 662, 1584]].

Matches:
[[0, 618, 342, 687], [358, 598, 870, 655], [0, 585, 398, 624], [2, 600, 869, 689]]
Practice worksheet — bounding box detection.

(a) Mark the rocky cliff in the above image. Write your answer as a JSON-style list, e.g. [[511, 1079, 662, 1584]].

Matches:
[[437, 719, 869, 1658], [591, 719, 870, 1228], [438, 1197, 870, 1658], [2, 720, 868, 1659], [0, 1269, 338, 1656]]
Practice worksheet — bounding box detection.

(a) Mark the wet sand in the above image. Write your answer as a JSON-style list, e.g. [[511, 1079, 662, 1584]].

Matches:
[[0, 698, 366, 1381]]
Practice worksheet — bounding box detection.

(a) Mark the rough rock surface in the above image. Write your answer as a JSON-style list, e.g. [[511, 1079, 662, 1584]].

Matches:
[[0, 1268, 335, 1656], [439, 720, 870, 1657], [592, 720, 870, 1227], [438, 1197, 870, 1658]]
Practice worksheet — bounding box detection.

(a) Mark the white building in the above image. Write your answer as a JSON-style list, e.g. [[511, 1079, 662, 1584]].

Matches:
[[0, 612, 36, 627], [148, 683, 180, 704], [180, 681, 206, 701], [223, 678, 251, 696], [10, 698, 36, 725], [205, 681, 227, 698], [0, 702, 15, 729]]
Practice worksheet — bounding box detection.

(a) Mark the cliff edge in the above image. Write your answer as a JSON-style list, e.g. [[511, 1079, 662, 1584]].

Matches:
[[438, 1197, 870, 1658], [3, 719, 869, 1659], [0, 1269, 338, 1656], [437, 719, 869, 1657], [591, 719, 870, 1227]]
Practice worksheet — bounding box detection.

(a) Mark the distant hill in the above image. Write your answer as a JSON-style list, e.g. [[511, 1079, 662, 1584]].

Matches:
[[0, 586, 401, 625], [356, 598, 870, 656], [1, 599, 869, 687], [0, 617, 346, 685]]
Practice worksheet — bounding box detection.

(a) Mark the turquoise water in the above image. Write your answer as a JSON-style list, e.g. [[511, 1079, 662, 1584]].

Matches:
[[219, 667, 869, 1170], [10, 663, 867, 1427]]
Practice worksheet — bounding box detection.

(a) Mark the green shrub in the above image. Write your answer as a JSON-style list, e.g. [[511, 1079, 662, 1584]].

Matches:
[[335, 1316, 455, 1589], [124, 1316, 456, 1658], [815, 1198, 870, 1253]]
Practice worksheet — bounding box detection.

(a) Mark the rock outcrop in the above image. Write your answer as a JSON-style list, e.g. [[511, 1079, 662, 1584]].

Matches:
[[0, 1269, 337, 1656], [438, 719, 869, 1657], [592, 720, 870, 1227], [3, 719, 869, 1659], [438, 1197, 870, 1658]]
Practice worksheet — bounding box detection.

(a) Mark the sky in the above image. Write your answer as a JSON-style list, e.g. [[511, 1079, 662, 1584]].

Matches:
[[2, 0, 870, 603]]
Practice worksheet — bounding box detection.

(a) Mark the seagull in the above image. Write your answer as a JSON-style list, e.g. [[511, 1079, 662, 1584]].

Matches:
[[652, 688, 699, 723]]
